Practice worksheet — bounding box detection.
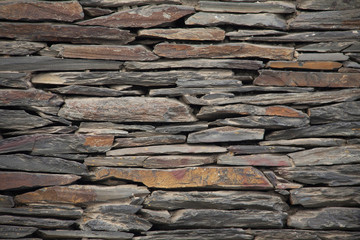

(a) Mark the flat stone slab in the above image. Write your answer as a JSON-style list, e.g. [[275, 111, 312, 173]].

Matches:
[[290, 187, 360, 208], [39, 230, 133, 239], [0, 72, 31, 89], [79, 0, 181, 7], [58, 97, 196, 123], [297, 0, 360, 10], [288, 207, 360, 230], [227, 145, 304, 155], [79, 4, 194, 28], [84, 156, 147, 167], [90, 166, 273, 189], [266, 61, 342, 70], [144, 190, 288, 211], [138, 28, 225, 41], [0, 109, 52, 130], [155, 122, 209, 134], [0, 40, 46, 56], [297, 53, 348, 61], [218, 154, 292, 167], [153, 42, 294, 60], [309, 101, 360, 124], [0, 205, 83, 219], [197, 1, 295, 13], [113, 135, 186, 148], [0, 215, 75, 229], [259, 138, 346, 148], [143, 155, 216, 169], [0, 195, 14, 208], [297, 42, 352, 52], [0, 225, 37, 239]]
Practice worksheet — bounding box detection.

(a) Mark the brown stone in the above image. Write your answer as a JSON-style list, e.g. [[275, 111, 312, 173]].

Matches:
[[0, 72, 31, 89], [0, 172, 80, 191], [218, 154, 292, 167], [90, 166, 273, 189], [0, 0, 83, 22], [84, 156, 147, 167], [0, 22, 135, 45], [15, 185, 149, 205], [266, 61, 342, 70], [197, 1, 295, 13], [143, 155, 215, 169], [58, 97, 196, 123], [0, 40, 46, 56], [138, 28, 225, 41], [297, 0, 360, 10], [84, 7, 114, 17], [80, 0, 181, 7], [79, 4, 194, 28], [52, 44, 158, 61], [254, 70, 360, 88], [153, 42, 294, 60]]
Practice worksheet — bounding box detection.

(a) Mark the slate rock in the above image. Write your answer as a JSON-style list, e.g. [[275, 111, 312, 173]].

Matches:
[[78, 122, 154, 133], [4, 126, 77, 137], [84, 7, 114, 17], [259, 138, 346, 148], [185, 12, 287, 30], [0, 215, 75, 229], [155, 122, 208, 134], [169, 209, 286, 228], [309, 101, 360, 124], [187, 126, 264, 143], [59, 97, 196, 123], [143, 155, 215, 168], [0, 134, 38, 154], [343, 42, 360, 53], [266, 61, 342, 70], [0, 22, 135, 45], [90, 166, 273, 189], [85, 203, 142, 215], [39, 230, 133, 240], [254, 70, 360, 88], [288, 145, 360, 166], [79, 0, 181, 7], [297, 42, 353, 53], [153, 42, 294, 60], [290, 187, 360, 208], [0, 72, 31, 89], [297, 53, 348, 61], [226, 29, 286, 40], [0, 154, 88, 175], [0, 109, 52, 130], [79, 4, 194, 28], [275, 164, 360, 186], [0, 225, 37, 239], [107, 144, 227, 156], [263, 171, 303, 190], [85, 156, 147, 167], [138, 28, 225, 41], [15, 185, 150, 205], [139, 209, 171, 225], [0, 41, 46, 56], [297, 0, 360, 10], [113, 135, 186, 148], [288, 207, 360, 230], [49, 85, 142, 97], [0, 195, 14, 208], [227, 145, 303, 155], [218, 154, 292, 167], [197, 1, 295, 13], [0, 205, 83, 219], [0, 172, 80, 191], [144, 190, 288, 211]]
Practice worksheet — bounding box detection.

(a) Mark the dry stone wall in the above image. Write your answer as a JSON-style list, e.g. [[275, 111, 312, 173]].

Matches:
[[0, 0, 360, 239]]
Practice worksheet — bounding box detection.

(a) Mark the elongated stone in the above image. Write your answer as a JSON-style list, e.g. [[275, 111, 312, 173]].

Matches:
[[0, 225, 37, 239], [0, 109, 52, 130], [289, 10, 360, 30], [79, 5, 194, 28], [58, 97, 196, 123], [113, 135, 186, 148], [297, 42, 353, 52], [288, 145, 360, 166], [85, 156, 147, 167], [0, 154, 87, 175], [0, 135, 38, 154], [15, 185, 149, 205], [259, 138, 347, 148], [0, 72, 31, 89], [139, 209, 171, 225], [226, 29, 286, 40], [39, 230, 133, 240], [266, 61, 342, 70], [197, 104, 307, 119], [254, 70, 360, 88], [218, 154, 292, 167], [0, 205, 83, 219], [53, 44, 158, 61], [309, 101, 360, 124], [0, 172, 80, 191], [266, 122, 360, 140], [125, 59, 263, 70], [0, 56, 121, 72], [0, 22, 134, 45], [297, 0, 360, 10], [197, 1, 295, 13], [176, 79, 242, 88], [227, 145, 304, 155], [0, 41, 46, 56], [263, 171, 303, 190], [290, 187, 360, 208], [213, 116, 309, 129], [4, 126, 77, 137], [144, 190, 288, 211], [84, 7, 114, 17], [344, 42, 360, 52], [288, 207, 360, 230], [0, 195, 14, 208], [298, 53, 348, 61], [143, 155, 215, 168], [153, 42, 294, 60], [0, 215, 75, 229], [49, 85, 142, 97], [91, 167, 273, 189], [79, 0, 181, 7], [187, 126, 264, 143], [276, 164, 360, 186], [138, 28, 225, 41], [155, 122, 208, 134], [185, 12, 287, 30], [169, 209, 286, 228]]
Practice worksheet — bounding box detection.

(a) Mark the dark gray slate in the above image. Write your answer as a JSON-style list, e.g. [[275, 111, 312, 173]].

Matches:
[[0, 41, 46, 56], [343, 42, 360, 52], [297, 53, 349, 61], [0, 215, 75, 229], [84, 156, 147, 167], [197, 1, 295, 13], [227, 145, 303, 155], [113, 135, 186, 148], [143, 155, 216, 169], [290, 187, 360, 208], [49, 85, 142, 97], [0, 195, 14, 208], [155, 122, 208, 134], [288, 207, 360, 230], [0, 205, 83, 219], [218, 154, 292, 167], [39, 230, 133, 239], [309, 101, 360, 124], [0, 72, 31, 89], [0, 109, 52, 130], [0, 135, 38, 154], [297, 0, 360, 10], [259, 138, 347, 148], [296, 42, 353, 53], [144, 190, 289, 211], [138, 209, 171, 225], [0, 225, 37, 239], [3, 126, 78, 137]]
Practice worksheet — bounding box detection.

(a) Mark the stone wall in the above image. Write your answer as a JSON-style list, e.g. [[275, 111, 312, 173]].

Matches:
[[0, 0, 360, 239]]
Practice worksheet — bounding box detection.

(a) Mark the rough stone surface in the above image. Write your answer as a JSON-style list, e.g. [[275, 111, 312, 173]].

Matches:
[[79, 0, 181, 7], [266, 61, 342, 70], [39, 230, 133, 239], [309, 101, 360, 124], [0, 205, 83, 219], [0, 225, 37, 239], [227, 145, 304, 155], [138, 28, 225, 41], [84, 156, 147, 167], [297, 0, 360, 10], [259, 138, 347, 148], [0, 40, 46, 56], [218, 154, 292, 167], [113, 135, 186, 148], [143, 155, 215, 169], [197, 1, 295, 13], [297, 53, 348, 61], [0, 72, 31, 89], [0, 109, 52, 130], [0, 195, 14, 208]]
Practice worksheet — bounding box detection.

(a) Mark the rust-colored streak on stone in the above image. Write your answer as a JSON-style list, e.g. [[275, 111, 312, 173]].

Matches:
[[0, 0, 84, 22], [153, 43, 294, 60], [265, 106, 307, 118], [91, 167, 273, 189], [138, 28, 225, 41], [254, 70, 360, 88], [267, 61, 342, 70], [84, 136, 114, 148], [78, 4, 194, 28], [0, 172, 80, 191]]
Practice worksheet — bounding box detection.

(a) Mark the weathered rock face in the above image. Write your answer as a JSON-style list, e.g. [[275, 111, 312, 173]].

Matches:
[[138, 28, 225, 41]]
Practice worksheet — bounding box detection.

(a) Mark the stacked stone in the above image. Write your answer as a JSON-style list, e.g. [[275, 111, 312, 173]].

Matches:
[[0, 0, 360, 239]]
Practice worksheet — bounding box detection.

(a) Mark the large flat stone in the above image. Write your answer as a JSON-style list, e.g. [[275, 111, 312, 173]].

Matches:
[[79, 4, 194, 28], [39, 230, 133, 240], [297, 42, 352, 53], [0, 172, 80, 191], [218, 154, 292, 167], [227, 145, 303, 155], [90, 167, 273, 189], [290, 187, 360, 208], [0, 72, 31, 89], [297, 0, 360, 10], [0, 205, 83, 219], [143, 155, 215, 169], [0, 195, 14, 208], [0, 22, 134, 45], [266, 61, 342, 70], [0, 109, 52, 130], [138, 28, 225, 41], [276, 164, 360, 186], [288, 207, 360, 230], [0, 225, 37, 239], [309, 101, 360, 124], [113, 135, 186, 148], [288, 145, 360, 166], [187, 126, 264, 143], [0, 0, 83, 22], [84, 156, 147, 167], [259, 138, 347, 148], [197, 1, 295, 13], [58, 97, 196, 123], [144, 190, 288, 211], [254, 70, 360, 88], [153, 42, 294, 60], [79, 0, 181, 7], [185, 12, 287, 30], [155, 122, 208, 134], [15, 185, 149, 205], [0, 41, 46, 56], [297, 53, 348, 61], [0, 215, 75, 229]]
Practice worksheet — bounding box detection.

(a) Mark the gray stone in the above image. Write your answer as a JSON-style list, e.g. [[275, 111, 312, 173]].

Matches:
[[0, 195, 14, 208], [0, 225, 37, 239], [297, 53, 349, 61], [84, 156, 147, 167], [218, 154, 292, 167], [0, 72, 31, 89], [39, 230, 133, 239], [139, 209, 171, 225], [113, 135, 186, 148], [297, 0, 360, 10], [138, 28, 225, 41], [0, 109, 52, 130], [297, 42, 353, 53], [227, 145, 304, 155], [3, 126, 77, 137], [83, 7, 114, 17], [79, 0, 181, 7], [309, 101, 360, 124], [143, 155, 215, 168], [259, 138, 347, 148], [0, 215, 75, 229], [197, 1, 295, 13], [49, 85, 142, 97], [78, 122, 154, 134], [263, 171, 303, 190], [0, 205, 83, 219], [343, 42, 360, 52], [0, 41, 46, 56], [155, 122, 208, 134]]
